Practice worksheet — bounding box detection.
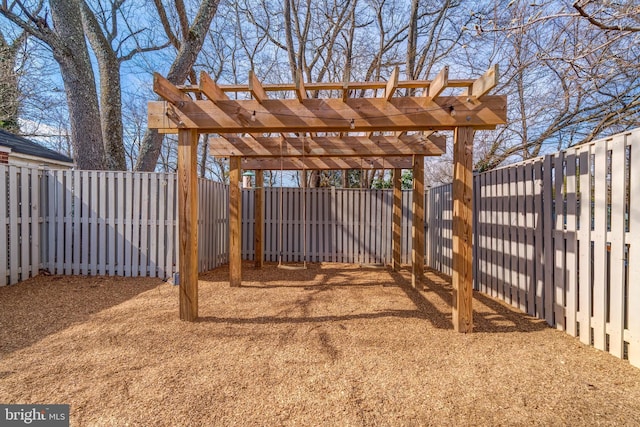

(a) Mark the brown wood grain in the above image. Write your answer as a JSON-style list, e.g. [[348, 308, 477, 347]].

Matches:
[[229, 156, 242, 287], [254, 171, 264, 269], [148, 95, 507, 133], [411, 155, 425, 289], [392, 168, 402, 271], [209, 134, 446, 157], [452, 127, 474, 333], [240, 157, 414, 170], [177, 129, 198, 321]]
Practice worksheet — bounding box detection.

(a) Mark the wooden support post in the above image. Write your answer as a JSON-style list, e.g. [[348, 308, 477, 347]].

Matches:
[[229, 156, 242, 286], [178, 129, 199, 321], [254, 170, 264, 269], [452, 127, 475, 333], [392, 168, 402, 271], [411, 156, 425, 288]]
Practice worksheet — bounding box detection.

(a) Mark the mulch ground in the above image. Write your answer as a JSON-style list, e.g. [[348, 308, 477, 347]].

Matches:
[[1, 262, 639, 426]]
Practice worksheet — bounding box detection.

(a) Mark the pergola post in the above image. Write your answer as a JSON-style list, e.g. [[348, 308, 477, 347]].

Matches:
[[177, 128, 199, 321], [452, 127, 475, 332], [229, 156, 242, 286], [392, 168, 402, 271], [411, 155, 425, 289], [254, 170, 264, 269]]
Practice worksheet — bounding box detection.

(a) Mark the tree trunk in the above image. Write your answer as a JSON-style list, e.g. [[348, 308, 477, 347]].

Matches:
[[0, 32, 21, 133], [134, 0, 220, 172], [80, 2, 126, 170], [50, 0, 105, 169]]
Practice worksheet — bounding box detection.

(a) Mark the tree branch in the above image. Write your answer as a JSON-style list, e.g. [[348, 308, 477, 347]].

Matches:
[[573, 2, 640, 32]]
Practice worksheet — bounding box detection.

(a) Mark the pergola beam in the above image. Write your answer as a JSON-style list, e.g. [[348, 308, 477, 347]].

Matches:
[[177, 79, 477, 93], [209, 134, 445, 157], [154, 73, 190, 105], [149, 96, 507, 133], [239, 156, 414, 170]]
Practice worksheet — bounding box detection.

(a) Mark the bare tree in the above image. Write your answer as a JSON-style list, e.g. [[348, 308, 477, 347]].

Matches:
[[467, 0, 639, 171], [79, 0, 170, 170], [1, 0, 106, 169], [0, 29, 27, 133]]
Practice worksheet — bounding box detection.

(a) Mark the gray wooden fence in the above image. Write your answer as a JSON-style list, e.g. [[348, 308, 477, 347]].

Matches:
[[1, 168, 228, 285], [3, 128, 638, 369], [1, 169, 428, 285], [466, 128, 640, 368], [240, 187, 425, 265]]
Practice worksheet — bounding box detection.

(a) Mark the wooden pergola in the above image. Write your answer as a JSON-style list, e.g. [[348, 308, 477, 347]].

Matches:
[[148, 66, 507, 332]]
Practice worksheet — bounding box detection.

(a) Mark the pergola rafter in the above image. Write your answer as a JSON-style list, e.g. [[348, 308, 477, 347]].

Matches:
[[147, 66, 507, 334]]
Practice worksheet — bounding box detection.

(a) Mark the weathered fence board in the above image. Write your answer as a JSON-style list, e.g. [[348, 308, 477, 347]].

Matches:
[[577, 148, 591, 345], [468, 128, 640, 368], [628, 132, 640, 366]]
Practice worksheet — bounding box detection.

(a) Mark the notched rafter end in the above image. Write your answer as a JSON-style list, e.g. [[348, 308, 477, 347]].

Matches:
[[426, 66, 449, 100], [471, 64, 499, 98], [154, 72, 190, 105], [199, 71, 229, 102]]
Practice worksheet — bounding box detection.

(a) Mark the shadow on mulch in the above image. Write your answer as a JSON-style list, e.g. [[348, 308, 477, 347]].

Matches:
[[201, 262, 548, 334], [0, 275, 161, 357], [418, 267, 549, 333]]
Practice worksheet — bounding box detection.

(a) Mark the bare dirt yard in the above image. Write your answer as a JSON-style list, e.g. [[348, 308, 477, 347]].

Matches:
[[1, 262, 640, 426]]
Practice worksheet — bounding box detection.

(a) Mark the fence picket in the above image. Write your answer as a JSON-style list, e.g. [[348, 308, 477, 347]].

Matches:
[[533, 160, 544, 318], [628, 133, 640, 366], [8, 168, 19, 283], [565, 151, 578, 337], [495, 167, 505, 300], [516, 165, 527, 312], [608, 136, 626, 357], [593, 142, 608, 351], [117, 172, 125, 276], [88, 171, 97, 275], [554, 152, 566, 330], [525, 163, 536, 316], [20, 169, 30, 280], [0, 167, 7, 286], [543, 155, 554, 325], [70, 172, 79, 275], [31, 169, 40, 277], [139, 174, 149, 276], [124, 172, 133, 276], [577, 148, 592, 345]]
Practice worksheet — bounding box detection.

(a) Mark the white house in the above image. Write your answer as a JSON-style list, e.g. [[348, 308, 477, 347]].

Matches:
[[0, 129, 74, 168]]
